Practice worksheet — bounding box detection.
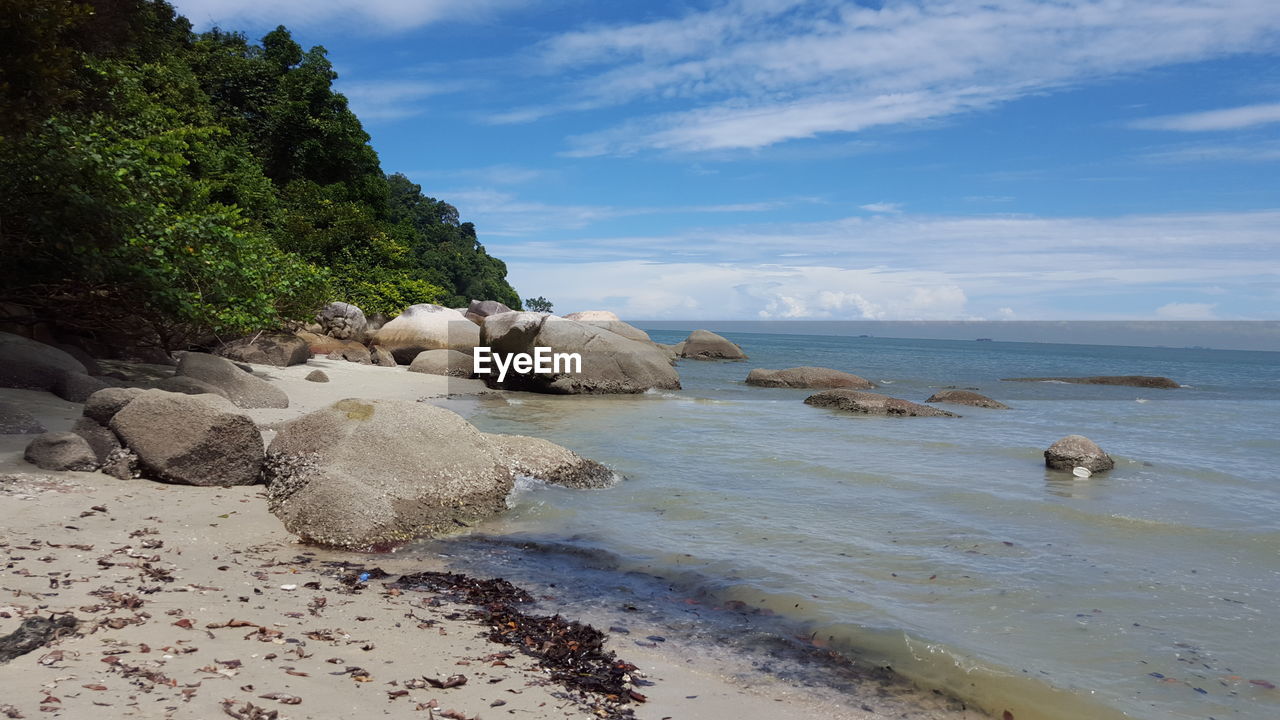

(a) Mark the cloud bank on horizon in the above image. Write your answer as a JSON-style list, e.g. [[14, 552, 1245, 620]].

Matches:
[[171, 0, 1280, 321]]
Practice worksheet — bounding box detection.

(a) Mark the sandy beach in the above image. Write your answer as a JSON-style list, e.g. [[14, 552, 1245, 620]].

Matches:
[[0, 357, 986, 720]]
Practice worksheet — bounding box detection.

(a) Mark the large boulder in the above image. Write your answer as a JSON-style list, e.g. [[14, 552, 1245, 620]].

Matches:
[[0, 331, 89, 391], [24, 432, 97, 471], [804, 389, 959, 417], [483, 433, 616, 489], [370, 345, 397, 367], [480, 312, 680, 394], [52, 372, 113, 403], [175, 352, 288, 409], [1002, 375, 1180, 389], [374, 304, 480, 363], [83, 387, 145, 424], [925, 389, 1009, 409], [109, 390, 263, 486], [316, 302, 367, 340], [264, 398, 513, 549], [580, 320, 653, 343], [464, 300, 512, 326], [1045, 435, 1115, 473], [154, 374, 229, 398], [326, 344, 372, 365], [408, 349, 474, 377], [71, 417, 121, 464], [0, 402, 45, 435], [745, 367, 874, 389], [677, 330, 747, 360], [216, 331, 311, 367], [295, 330, 362, 356]]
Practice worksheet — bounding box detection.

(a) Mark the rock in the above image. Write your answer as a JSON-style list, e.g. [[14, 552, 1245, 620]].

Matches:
[[580, 320, 653, 343], [264, 398, 513, 549], [83, 387, 145, 424], [480, 312, 680, 394], [295, 330, 348, 355], [53, 343, 102, 376], [316, 302, 368, 340], [305, 369, 329, 383], [373, 304, 480, 363], [0, 331, 89, 391], [464, 300, 512, 326], [483, 433, 616, 489], [1045, 435, 1115, 473], [746, 367, 875, 389], [325, 344, 372, 364], [71, 417, 121, 463], [51, 372, 113, 403], [1002, 375, 1180, 389], [677, 330, 747, 360], [408, 349, 474, 377], [216, 331, 311, 367], [925, 389, 1009, 409], [0, 402, 46, 434], [154, 375, 230, 398], [175, 352, 288, 409], [24, 432, 97, 471], [109, 389, 264, 486], [804, 389, 960, 417], [370, 345, 397, 367]]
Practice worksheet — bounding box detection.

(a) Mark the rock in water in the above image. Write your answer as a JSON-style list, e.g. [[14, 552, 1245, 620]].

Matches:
[[216, 331, 311, 367], [677, 329, 747, 360], [924, 389, 1009, 409], [1002, 375, 1179, 389], [316, 301, 368, 340], [374, 304, 480, 364], [480, 312, 680, 394], [83, 387, 145, 424], [804, 389, 960, 417], [175, 352, 288, 409], [264, 398, 514, 549], [464, 299, 513, 326], [0, 401, 45, 434], [0, 331, 89, 391], [305, 369, 329, 383], [408, 349, 474, 377], [24, 432, 97, 471], [483, 433, 616, 489], [109, 390, 264, 486], [1045, 435, 1115, 473], [746, 367, 875, 389]]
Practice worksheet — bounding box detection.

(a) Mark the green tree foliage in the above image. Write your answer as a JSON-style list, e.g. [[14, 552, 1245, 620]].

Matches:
[[524, 297, 554, 313], [0, 0, 520, 351]]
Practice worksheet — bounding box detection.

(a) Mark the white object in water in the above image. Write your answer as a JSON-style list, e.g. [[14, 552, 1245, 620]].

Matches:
[[1072, 466, 1092, 478], [1135, 398, 1149, 404]]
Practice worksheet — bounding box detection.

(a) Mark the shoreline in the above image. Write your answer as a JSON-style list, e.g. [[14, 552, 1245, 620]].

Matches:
[[2, 356, 987, 720]]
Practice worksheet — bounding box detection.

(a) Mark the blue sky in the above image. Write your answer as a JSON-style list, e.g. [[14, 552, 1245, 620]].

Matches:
[[173, 0, 1280, 321]]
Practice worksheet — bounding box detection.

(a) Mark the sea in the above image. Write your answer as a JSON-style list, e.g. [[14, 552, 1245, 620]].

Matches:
[[413, 329, 1280, 720]]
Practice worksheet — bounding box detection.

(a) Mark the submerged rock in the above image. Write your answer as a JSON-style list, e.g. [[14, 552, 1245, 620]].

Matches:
[[1002, 375, 1179, 389], [483, 433, 616, 489], [1045, 434, 1115, 473], [746, 366, 874, 389], [925, 389, 1009, 409], [677, 329, 747, 360], [804, 389, 960, 417], [110, 390, 264, 486], [24, 432, 97, 471]]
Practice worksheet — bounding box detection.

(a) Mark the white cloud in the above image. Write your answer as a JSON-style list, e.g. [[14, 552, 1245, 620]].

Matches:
[[1155, 302, 1218, 319], [1130, 102, 1280, 131], [522, 0, 1280, 155], [172, 0, 525, 31], [1136, 140, 1280, 163], [337, 80, 454, 121], [860, 201, 904, 214]]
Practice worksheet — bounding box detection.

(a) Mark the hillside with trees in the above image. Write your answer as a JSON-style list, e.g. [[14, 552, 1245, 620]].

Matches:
[[0, 0, 521, 355]]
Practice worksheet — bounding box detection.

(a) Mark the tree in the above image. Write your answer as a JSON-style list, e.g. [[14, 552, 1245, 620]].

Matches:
[[524, 296, 554, 313]]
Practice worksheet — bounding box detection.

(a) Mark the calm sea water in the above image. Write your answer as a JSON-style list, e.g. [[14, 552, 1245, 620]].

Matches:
[[415, 332, 1280, 720]]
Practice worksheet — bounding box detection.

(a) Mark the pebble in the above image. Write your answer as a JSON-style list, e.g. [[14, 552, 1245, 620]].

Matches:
[[280, 584, 297, 591]]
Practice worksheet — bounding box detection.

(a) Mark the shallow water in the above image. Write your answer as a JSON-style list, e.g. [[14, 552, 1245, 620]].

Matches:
[[414, 332, 1280, 720]]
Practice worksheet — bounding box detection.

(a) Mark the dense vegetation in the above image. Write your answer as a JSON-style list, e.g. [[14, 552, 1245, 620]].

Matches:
[[0, 0, 521, 353]]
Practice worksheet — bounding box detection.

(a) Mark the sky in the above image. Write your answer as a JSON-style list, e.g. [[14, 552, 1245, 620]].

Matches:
[[171, 0, 1280, 322]]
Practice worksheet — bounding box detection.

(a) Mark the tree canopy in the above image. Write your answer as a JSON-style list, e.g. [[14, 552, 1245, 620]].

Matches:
[[0, 0, 520, 353]]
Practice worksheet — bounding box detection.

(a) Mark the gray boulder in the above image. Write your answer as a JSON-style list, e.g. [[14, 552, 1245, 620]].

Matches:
[[305, 369, 329, 383], [24, 432, 97, 471], [373, 304, 479, 363], [1045, 435, 1115, 473], [483, 433, 616, 489], [216, 331, 311, 367], [264, 398, 513, 549], [316, 302, 367, 340], [0, 331, 89, 391], [925, 389, 1009, 409], [370, 345, 397, 367], [175, 352, 288, 408], [746, 367, 875, 389], [464, 300, 512, 326], [71, 417, 121, 464], [154, 375, 229, 398], [480, 312, 680, 394], [109, 390, 264, 486], [678, 330, 747, 360], [83, 387, 145, 424], [408, 349, 474, 377], [52, 372, 113, 403], [804, 389, 959, 417], [0, 402, 46, 434]]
